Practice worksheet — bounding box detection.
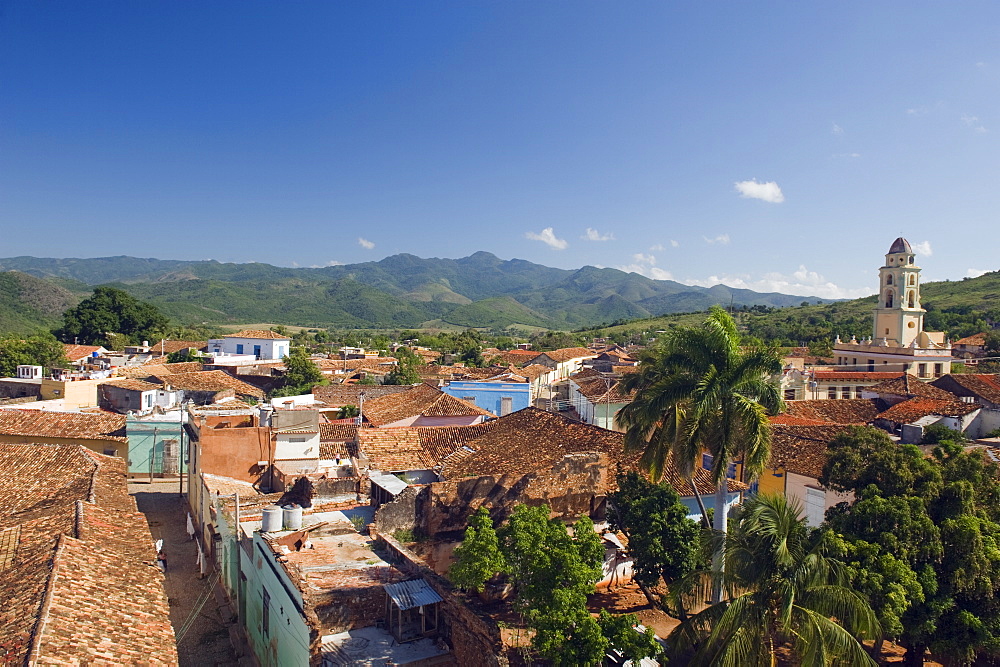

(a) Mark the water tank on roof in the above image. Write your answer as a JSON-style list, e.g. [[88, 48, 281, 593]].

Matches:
[[261, 505, 283, 532], [283, 505, 303, 531], [92, 351, 99, 358]]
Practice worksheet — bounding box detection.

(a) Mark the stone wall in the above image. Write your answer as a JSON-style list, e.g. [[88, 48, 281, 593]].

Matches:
[[376, 532, 508, 667]]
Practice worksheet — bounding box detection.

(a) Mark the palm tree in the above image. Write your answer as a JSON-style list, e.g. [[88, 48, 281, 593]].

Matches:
[[616, 306, 784, 537], [666, 493, 880, 666]]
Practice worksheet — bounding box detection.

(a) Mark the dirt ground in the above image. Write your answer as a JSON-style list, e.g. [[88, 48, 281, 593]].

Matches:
[[129, 479, 241, 667]]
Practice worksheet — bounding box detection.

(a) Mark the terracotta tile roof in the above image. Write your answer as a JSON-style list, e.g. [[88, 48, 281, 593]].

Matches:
[[222, 329, 290, 340], [147, 339, 208, 355], [341, 422, 499, 472], [769, 414, 831, 426], [319, 441, 353, 460], [783, 399, 880, 425], [413, 422, 499, 461], [876, 397, 980, 424], [102, 378, 162, 392], [866, 375, 956, 400], [812, 371, 905, 381], [312, 385, 411, 407], [570, 368, 604, 382], [126, 360, 205, 376], [0, 408, 128, 443], [932, 374, 1000, 406], [613, 365, 639, 374], [483, 350, 542, 367], [768, 424, 855, 479], [361, 384, 491, 426], [153, 370, 265, 399], [319, 423, 359, 442], [439, 407, 745, 496], [574, 376, 633, 403], [536, 347, 597, 363], [519, 364, 555, 381], [0, 444, 176, 664], [357, 428, 433, 471], [61, 344, 106, 362], [954, 333, 988, 346]]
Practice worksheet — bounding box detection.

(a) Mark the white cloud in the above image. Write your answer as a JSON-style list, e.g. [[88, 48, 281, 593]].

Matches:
[[291, 261, 300, 268], [913, 240, 933, 256], [682, 264, 872, 300], [977, 61, 986, 69], [967, 268, 988, 278], [617, 252, 674, 281], [703, 234, 730, 245], [670, 239, 680, 248], [961, 114, 987, 133], [525, 227, 568, 250], [649, 243, 665, 251], [358, 237, 375, 250], [832, 123, 844, 135], [833, 152, 862, 159], [734, 179, 785, 203], [582, 227, 615, 241], [310, 260, 344, 268]]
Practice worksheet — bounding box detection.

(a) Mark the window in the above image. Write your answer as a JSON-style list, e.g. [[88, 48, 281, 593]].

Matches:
[[784, 389, 796, 400], [500, 396, 513, 416], [145, 393, 153, 408], [909, 274, 915, 285], [855, 387, 864, 399], [934, 363, 943, 377], [868, 359, 875, 371], [908, 291, 915, 308], [103, 448, 117, 456], [289, 437, 306, 443], [918, 363, 927, 377], [253, 345, 262, 358], [886, 274, 893, 285], [236, 344, 244, 354], [885, 290, 894, 308], [841, 386, 851, 399], [462, 396, 476, 404], [852, 358, 857, 368], [262, 589, 270, 637], [828, 387, 837, 399]]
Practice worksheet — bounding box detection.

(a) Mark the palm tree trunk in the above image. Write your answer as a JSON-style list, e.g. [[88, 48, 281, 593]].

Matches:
[[689, 478, 711, 529], [711, 479, 730, 603]]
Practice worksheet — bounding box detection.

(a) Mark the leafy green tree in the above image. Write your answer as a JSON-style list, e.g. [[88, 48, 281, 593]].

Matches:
[[166, 347, 203, 363], [447, 504, 659, 665], [597, 610, 661, 664], [0, 335, 67, 376], [984, 331, 1000, 353], [667, 493, 879, 666], [822, 428, 1000, 665], [616, 306, 783, 596], [273, 347, 325, 396], [385, 347, 421, 385], [54, 286, 168, 346], [449, 507, 507, 593], [608, 471, 700, 614]]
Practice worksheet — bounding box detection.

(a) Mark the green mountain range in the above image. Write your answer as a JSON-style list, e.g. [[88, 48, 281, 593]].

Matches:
[[0, 252, 833, 334]]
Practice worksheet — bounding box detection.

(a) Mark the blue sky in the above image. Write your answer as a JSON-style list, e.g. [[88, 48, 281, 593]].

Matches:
[[2, 2, 998, 299]]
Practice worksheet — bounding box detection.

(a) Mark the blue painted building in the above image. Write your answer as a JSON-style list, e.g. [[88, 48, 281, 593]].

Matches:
[[441, 380, 530, 417]]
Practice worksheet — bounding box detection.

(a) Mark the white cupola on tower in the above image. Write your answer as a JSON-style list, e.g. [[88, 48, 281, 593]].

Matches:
[[873, 237, 924, 347]]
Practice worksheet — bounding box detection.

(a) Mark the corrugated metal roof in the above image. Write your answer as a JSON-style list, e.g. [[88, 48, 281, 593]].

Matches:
[[383, 579, 443, 610], [369, 472, 408, 496]]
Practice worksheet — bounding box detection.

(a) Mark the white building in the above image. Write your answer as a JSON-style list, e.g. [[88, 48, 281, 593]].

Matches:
[[207, 329, 291, 362], [832, 237, 952, 378]]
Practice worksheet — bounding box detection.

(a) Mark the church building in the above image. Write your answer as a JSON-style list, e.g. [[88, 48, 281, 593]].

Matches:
[[832, 237, 952, 379]]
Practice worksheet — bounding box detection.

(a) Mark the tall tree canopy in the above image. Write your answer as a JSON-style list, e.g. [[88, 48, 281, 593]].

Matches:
[[54, 286, 168, 347], [616, 305, 784, 588], [0, 335, 67, 376], [667, 493, 879, 666], [272, 346, 325, 397], [822, 427, 1000, 666]]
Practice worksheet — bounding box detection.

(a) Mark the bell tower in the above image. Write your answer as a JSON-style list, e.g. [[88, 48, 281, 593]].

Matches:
[[873, 237, 924, 347]]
